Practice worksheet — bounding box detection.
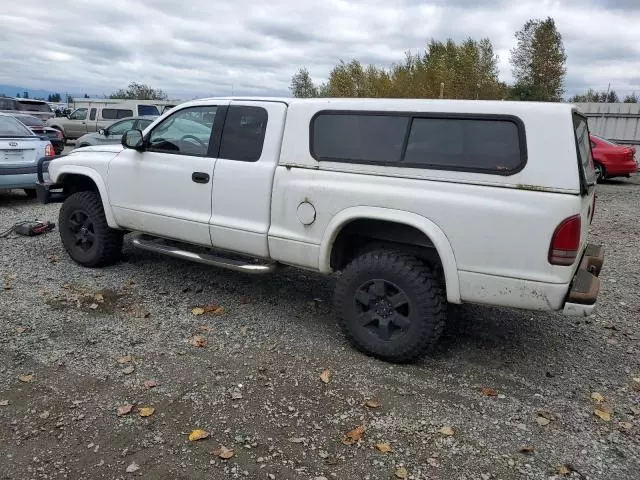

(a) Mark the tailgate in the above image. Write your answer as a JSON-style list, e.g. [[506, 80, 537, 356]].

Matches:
[[0, 138, 40, 166]]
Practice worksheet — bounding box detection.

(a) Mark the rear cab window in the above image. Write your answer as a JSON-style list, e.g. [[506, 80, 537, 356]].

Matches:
[[310, 111, 526, 175], [573, 113, 597, 192]]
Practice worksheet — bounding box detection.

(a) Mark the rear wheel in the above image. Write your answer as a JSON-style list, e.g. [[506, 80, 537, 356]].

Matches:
[[59, 191, 123, 267], [334, 249, 446, 363], [23, 189, 37, 198]]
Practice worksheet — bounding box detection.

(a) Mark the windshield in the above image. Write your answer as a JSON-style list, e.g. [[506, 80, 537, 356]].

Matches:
[[573, 113, 597, 188], [0, 115, 35, 137], [14, 114, 44, 127], [18, 100, 53, 113]]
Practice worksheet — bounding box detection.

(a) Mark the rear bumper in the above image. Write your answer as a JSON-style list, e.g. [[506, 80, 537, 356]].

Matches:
[[562, 243, 604, 316], [606, 160, 638, 177]]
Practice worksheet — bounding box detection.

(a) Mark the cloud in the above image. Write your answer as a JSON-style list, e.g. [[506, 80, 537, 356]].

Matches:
[[1, 0, 639, 99]]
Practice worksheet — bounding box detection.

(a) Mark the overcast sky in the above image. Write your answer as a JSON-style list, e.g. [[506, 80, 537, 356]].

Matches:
[[1, 0, 639, 100]]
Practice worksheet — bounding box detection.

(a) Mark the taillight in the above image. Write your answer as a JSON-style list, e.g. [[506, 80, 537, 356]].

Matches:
[[549, 215, 581, 266], [44, 143, 55, 157]]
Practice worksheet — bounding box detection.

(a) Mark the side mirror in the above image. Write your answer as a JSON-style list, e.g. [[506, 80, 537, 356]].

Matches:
[[122, 129, 144, 150], [99, 128, 107, 136]]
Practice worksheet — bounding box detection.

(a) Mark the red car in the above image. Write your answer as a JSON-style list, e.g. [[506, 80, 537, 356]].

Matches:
[[590, 134, 638, 181]]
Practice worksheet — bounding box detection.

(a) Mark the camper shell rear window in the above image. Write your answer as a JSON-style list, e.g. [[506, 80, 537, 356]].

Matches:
[[310, 110, 527, 175]]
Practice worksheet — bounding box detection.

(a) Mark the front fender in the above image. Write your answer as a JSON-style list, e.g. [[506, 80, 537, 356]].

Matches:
[[319, 207, 461, 304], [54, 165, 119, 229]]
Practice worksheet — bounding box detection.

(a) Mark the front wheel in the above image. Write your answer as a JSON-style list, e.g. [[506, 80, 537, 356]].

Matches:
[[59, 191, 123, 267], [334, 250, 446, 363], [23, 189, 37, 198]]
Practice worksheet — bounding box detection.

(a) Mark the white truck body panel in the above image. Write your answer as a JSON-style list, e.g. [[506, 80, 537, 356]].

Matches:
[[44, 97, 599, 317]]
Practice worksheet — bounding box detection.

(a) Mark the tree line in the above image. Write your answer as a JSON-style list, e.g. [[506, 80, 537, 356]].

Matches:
[[290, 17, 636, 103]]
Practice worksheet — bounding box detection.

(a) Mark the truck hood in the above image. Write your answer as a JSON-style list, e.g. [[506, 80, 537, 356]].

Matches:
[[72, 144, 124, 154]]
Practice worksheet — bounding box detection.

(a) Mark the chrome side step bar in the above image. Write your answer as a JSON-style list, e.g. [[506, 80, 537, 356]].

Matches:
[[130, 234, 277, 275]]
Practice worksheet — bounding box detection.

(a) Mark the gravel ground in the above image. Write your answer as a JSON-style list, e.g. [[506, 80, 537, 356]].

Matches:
[[1, 177, 639, 480]]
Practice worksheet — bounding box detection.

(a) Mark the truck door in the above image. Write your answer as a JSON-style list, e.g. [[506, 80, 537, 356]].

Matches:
[[208, 101, 287, 258]]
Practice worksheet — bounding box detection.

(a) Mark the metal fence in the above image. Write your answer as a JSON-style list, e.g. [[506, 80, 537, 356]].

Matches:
[[575, 103, 640, 146]]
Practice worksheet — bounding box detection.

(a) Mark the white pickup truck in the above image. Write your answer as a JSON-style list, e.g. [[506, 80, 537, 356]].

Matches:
[[36, 97, 604, 362]]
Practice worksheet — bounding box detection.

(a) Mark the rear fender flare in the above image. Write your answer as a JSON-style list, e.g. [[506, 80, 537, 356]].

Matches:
[[319, 207, 461, 303]]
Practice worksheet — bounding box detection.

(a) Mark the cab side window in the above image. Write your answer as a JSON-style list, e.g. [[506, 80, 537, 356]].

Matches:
[[219, 106, 268, 162], [147, 106, 217, 157], [69, 108, 88, 121]]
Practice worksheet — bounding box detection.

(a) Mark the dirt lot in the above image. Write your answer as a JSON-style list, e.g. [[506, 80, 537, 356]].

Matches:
[[1, 178, 639, 480]]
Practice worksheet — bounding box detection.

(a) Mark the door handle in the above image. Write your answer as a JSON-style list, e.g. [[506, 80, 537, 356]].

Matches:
[[192, 172, 210, 184]]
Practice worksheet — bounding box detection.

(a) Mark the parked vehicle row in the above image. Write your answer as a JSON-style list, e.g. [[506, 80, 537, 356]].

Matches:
[[0, 97, 55, 121], [9, 113, 65, 155], [45, 101, 162, 141]]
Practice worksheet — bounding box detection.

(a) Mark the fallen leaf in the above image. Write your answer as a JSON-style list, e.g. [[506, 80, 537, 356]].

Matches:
[[364, 398, 381, 409], [289, 437, 306, 443], [591, 392, 605, 404], [14, 326, 27, 334], [230, 389, 243, 400], [439, 426, 455, 436], [535, 416, 550, 426], [39, 410, 50, 419], [630, 406, 640, 416], [126, 462, 140, 473], [537, 410, 555, 421], [122, 365, 135, 375], [480, 387, 498, 397], [94, 293, 104, 302], [3, 278, 12, 290], [130, 305, 150, 319], [212, 445, 234, 459], [341, 424, 365, 445], [557, 465, 571, 476], [191, 307, 205, 316], [519, 445, 535, 454], [240, 325, 249, 335], [188, 429, 210, 441], [618, 421, 633, 430], [117, 404, 134, 416], [239, 295, 250, 304], [138, 406, 155, 417], [189, 335, 208, 348], [89, 303, 99, 310], [197, 325, 210, 332], [631, 377, 640, 392], [0, 400, 9, 406], [375, 442, 393, 453], [19, 374, 34, 383], [594, 409, 611, 421], [319, 369, 331, 384], [394, 467, 408, 479], [142, 380, 158, 389], [118, 355, 133, 364]]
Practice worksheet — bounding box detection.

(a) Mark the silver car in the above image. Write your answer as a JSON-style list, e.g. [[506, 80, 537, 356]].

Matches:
[[75, 116, 157, 148], [0, 113, 55, 196]]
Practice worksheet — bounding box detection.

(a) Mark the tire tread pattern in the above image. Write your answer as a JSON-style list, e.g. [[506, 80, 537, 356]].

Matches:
[[59, 191, 123, 268], [334, 249, 446, 363]]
